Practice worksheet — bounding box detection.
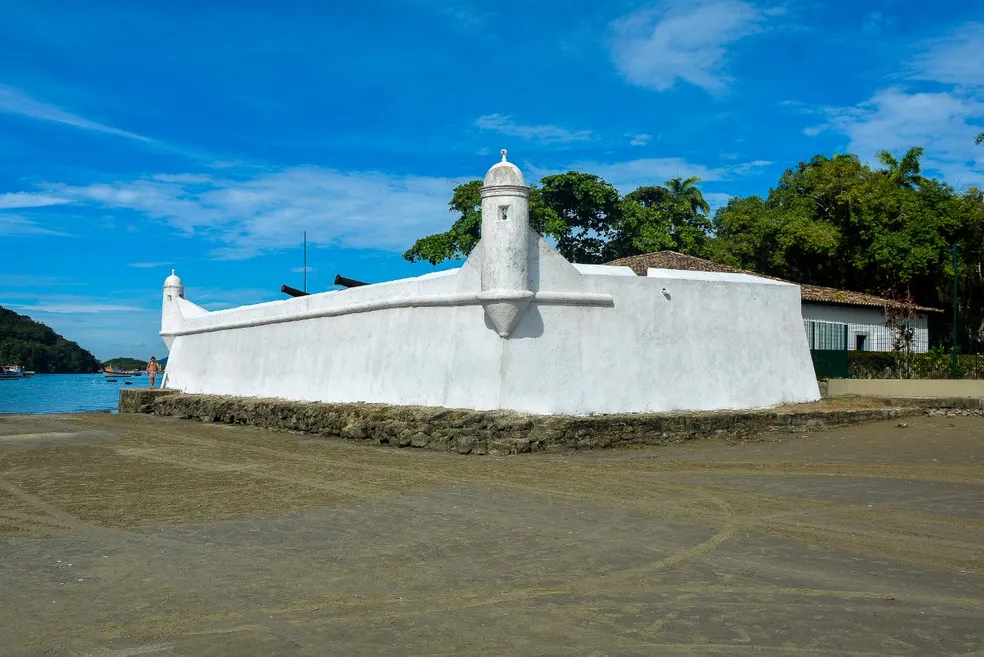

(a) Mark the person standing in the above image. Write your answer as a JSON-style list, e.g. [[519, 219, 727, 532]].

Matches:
[[146, 356, 161, 389]]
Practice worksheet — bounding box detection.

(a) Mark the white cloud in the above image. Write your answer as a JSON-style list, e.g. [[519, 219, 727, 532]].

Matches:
[[610, 0, 772, 94], [475, 114, 592, 144], [799, 22, 984, 187], [3, 295, 161, 360], [0, 84, 153, 143], [12, 152, 772, 260], [529, 157, 727, 193], [528, 154, 771, 193], [586, 158, 726, 191], [184, 286, 281, 311], [908, 22, 984, 88], [0, 192, 71, 209], [704, 192, 732, 212], [32, 167, 459, 259], [6, 301, 148, 314], [0, 274, 81, 288], [861, 11, 896, 35], [732, 159, 772, 174], [128, 262, 171, 269], [290, 266, 317, 274], [628, 133, 651, 146], [806, 87, 984, 186], [0, 214, 69, 236]]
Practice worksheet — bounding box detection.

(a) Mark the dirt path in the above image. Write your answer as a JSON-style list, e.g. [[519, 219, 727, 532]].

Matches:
[[1, 412, 982, 655]]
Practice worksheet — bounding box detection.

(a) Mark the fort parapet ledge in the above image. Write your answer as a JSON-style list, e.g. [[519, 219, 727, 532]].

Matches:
[[119, 389, 982, 455]]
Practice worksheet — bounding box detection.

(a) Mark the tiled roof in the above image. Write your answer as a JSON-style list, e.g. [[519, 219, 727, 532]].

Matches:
[[605, 251, 943, 313]]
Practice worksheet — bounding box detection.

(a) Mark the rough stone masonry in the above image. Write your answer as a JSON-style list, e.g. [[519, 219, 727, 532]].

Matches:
[[117, 389, 984, 456]]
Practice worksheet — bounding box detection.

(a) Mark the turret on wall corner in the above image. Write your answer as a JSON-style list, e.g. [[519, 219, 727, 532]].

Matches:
[[161, 269, 184, 350], [479, 149, 534, 338]]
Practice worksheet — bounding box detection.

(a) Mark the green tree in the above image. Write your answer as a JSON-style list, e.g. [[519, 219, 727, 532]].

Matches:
[[663, 176, 713, 255], [949, 185, 984, 348], [404, 172, 626, 265], [875, 146, 926, 190], [616, 179, 712, 257], [536, 172, 622, 263], [0, 306, 100, 373], [403, 180, 484, 265], [666, 176, 711, 216], [614, 186, 675, 257], [103, 357, 149, 370], [711, 149, 981, 343], [404, 172, 713, 265]]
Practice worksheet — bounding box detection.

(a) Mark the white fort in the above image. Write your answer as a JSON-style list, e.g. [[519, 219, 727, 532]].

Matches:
[[160, 151, 820, 414]]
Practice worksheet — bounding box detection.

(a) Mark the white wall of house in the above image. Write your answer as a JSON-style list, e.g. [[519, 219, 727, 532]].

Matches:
[[800, 303, 929, 353]]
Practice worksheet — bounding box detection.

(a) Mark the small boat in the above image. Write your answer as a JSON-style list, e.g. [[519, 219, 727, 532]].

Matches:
[[103, 368, 133, 378], [22, 370, 35, 378], [1, 365, 24, 380]]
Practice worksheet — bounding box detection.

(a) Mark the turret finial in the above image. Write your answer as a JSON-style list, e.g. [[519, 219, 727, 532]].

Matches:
[[171, 269, 175, 275], [501, 149, 507, 162]]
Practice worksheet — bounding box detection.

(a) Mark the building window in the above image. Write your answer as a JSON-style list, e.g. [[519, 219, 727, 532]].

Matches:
[[855, 334, 867, 352]]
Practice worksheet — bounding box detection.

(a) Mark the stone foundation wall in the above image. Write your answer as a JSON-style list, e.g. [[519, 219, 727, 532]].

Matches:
[[119, 389, 955, 456]]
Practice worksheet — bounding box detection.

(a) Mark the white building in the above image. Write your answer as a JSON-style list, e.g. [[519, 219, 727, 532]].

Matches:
[[607, 251, 941, 353], [159, 152, 820, 415]]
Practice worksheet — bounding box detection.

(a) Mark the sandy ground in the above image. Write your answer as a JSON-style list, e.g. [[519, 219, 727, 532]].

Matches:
[[1, 412, 982, 656]]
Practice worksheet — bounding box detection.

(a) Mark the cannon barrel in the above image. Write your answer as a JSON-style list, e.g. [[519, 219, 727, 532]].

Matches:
[[280, 284, 309, 298], [334, 274, 369, 288]]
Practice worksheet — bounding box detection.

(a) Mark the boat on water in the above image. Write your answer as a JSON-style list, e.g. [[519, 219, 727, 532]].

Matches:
[[22, 370, 35, 377], [103, 368, 133, 378], [1, 365, 24, 380]]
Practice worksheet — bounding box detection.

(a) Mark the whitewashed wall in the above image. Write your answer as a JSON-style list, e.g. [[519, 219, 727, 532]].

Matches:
[[800, 303, 929, 353], [160, 234, 820, 415]]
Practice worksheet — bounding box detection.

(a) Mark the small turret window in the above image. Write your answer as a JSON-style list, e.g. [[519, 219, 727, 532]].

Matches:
[[499, 205, 510, 221]]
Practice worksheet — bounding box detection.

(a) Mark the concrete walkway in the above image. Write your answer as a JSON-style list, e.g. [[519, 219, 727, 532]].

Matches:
[[1, 412, 983, 655]]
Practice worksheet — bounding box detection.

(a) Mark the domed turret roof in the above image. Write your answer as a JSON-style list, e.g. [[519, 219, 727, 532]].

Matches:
[[164, 269, 183, 287], [484, 149, 526, 187]]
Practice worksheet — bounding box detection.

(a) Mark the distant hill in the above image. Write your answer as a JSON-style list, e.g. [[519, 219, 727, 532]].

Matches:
[[103, 357, 148, 371], [0, 306, 101, 373]]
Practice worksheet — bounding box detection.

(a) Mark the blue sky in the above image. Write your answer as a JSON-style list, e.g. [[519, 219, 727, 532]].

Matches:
[[1, 0, 982, 360]]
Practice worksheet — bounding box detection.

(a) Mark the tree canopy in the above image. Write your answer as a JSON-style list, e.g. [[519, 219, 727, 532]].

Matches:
[[403, 172, 713, 265], [103, 357, 148, 371], [0, 306, 100, 373], [404, 146, 984, 347], [711, 151, 984, 344]]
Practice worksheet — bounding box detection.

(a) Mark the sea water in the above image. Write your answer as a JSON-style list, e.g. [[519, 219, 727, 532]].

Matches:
[[0, 374, 157, 415]]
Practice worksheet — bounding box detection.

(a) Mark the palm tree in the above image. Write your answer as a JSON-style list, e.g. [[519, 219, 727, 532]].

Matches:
[[876, 146, 926, 189], [659, 176, 713, 256], [976, 132, 983, 145], [665, 176, 711, 216]]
